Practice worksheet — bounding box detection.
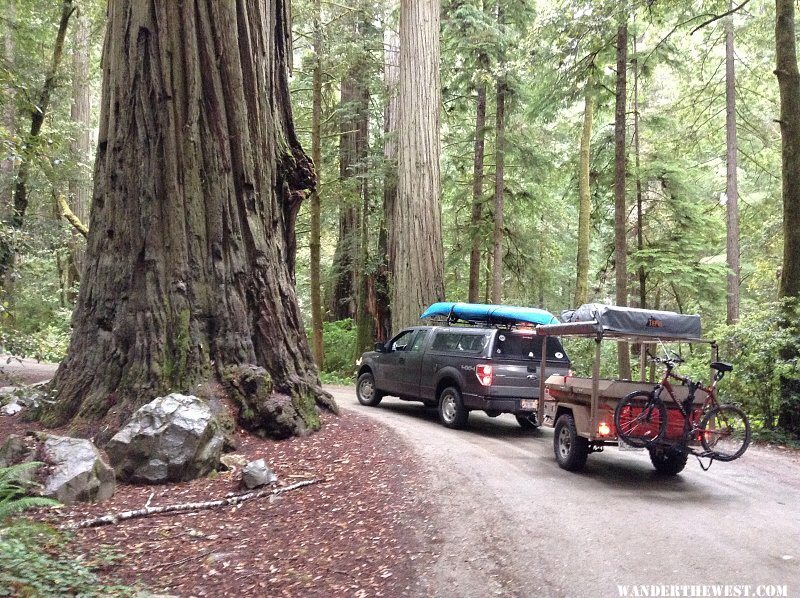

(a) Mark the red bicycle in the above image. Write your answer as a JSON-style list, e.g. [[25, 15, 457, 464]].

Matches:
[[613, 350, 751, 463]]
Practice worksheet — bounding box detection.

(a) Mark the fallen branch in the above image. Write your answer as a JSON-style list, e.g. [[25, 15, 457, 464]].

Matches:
[[61, 478, 320, 530]]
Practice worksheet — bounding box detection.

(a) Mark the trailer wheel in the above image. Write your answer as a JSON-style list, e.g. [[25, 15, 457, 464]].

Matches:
[[648, 446, 689, 475], [553, 414, 589, 471]]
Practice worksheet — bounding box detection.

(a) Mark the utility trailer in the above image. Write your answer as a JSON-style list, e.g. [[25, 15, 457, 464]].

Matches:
[[533, 304, 720, 474]]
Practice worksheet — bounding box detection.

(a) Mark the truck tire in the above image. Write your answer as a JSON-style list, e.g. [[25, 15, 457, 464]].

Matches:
[[515, 414, 538, 431], [356, 371, 383, 406], [438, 386, 468, 429], [648, 447, 689, 475], [553, 414, 589, 471]]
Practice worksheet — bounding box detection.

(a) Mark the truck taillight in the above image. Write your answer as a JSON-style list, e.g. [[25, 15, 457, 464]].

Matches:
[[476, 364, 493, 386], [598, 422, 611, 436]]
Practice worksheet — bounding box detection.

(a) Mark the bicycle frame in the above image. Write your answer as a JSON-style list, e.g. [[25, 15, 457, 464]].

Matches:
[[653, 363, 721, 448]]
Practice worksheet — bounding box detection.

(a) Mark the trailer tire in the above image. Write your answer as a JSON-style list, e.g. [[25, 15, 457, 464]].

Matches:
[[648, 446, 689, 475], [554, 414, 589, 471]]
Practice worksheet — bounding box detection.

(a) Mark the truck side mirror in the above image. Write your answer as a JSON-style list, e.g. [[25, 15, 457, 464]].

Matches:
[[374, 342, 385, 352]]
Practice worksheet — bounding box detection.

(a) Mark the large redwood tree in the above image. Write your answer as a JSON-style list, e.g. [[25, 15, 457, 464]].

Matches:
[[45, 0, 335, 434]]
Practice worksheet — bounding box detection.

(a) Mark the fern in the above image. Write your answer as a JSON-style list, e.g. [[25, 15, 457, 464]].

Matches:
[[0, 462, 59, 522]]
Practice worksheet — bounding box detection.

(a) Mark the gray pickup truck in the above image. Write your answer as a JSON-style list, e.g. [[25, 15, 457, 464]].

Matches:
[[355, 325, 571, 429]]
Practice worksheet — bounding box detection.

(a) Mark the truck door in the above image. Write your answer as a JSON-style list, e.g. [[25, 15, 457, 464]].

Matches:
[[397, 329, 429, 398], [378, 329, 417, 395]]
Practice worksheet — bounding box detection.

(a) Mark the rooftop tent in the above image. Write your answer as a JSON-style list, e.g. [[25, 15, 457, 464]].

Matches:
[[557, 303, 702, 340], [420, 302, 559, 326]]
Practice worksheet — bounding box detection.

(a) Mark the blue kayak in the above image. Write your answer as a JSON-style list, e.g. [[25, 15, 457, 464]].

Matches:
[[420, 302, 559, 326]]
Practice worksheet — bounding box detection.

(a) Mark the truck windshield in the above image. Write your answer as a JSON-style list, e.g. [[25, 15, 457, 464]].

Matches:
[[493, 333, 568, 363]]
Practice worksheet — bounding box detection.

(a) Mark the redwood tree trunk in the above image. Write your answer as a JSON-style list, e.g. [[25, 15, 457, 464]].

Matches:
[[614, 11, 631, 379], [46, 0, 335, 434], [490, 76, 505, 304], [391, 0, 444, 330]]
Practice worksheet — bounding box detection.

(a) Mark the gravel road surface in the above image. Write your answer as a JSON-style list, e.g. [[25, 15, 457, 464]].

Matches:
[[327, 386, 800, 598]]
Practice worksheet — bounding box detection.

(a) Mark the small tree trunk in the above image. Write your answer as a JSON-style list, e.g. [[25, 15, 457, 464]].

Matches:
[[775, 0, 800, 436], [574, 77, 593, 307], [391, 0, 445, 330], [633, 41, 646, 310], [0, 0, 75, 289], [376, 18, 399, 341], [468, 78, 487, 304], [614, 11, 632, 379], [66, 6, 92, 303], [490, 2, 506, 305], [309, 0, 325, 367], [1, 5, 15, 218], [725, 2, 741, 324]]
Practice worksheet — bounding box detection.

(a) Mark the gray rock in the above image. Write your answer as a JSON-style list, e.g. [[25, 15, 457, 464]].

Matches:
[[0, 387, 40, 415], [242, 458, 277, 489], [1, 400, 23, 416], [41, 435, 115, 504], [0, 434, 34, 468], [106, 393, 224, 484]]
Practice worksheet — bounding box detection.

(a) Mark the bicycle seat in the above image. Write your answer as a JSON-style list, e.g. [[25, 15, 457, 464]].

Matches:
[[710, 361, 733, 373]]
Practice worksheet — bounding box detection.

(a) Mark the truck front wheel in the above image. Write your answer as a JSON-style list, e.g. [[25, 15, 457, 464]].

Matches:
[[553, 414, 589, 471], [356, 372, 383, 406], [438, 386, 468, 429]]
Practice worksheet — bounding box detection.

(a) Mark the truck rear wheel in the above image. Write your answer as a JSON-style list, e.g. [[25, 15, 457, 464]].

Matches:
[[553, 414, 589, 471], [648, 446, 689, 475], [356, 372, 383, 406], [438, 386, 468, 429]]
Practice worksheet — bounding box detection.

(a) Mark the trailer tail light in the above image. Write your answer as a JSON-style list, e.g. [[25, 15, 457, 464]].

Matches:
[[598, 422, 611, 436], [476, 364, 494, 386]]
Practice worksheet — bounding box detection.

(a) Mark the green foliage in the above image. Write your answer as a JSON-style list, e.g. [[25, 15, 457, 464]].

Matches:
[[311, 319, 357, 379], [0, 519, 134, 597], [0, 462, 58, 522]]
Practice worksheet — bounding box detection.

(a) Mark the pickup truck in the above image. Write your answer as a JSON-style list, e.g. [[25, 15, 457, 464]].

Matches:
[[355, 324, 571, 429]]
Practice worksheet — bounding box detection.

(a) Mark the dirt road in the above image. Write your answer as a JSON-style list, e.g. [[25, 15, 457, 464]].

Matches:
[[327, 386, 800, 598]]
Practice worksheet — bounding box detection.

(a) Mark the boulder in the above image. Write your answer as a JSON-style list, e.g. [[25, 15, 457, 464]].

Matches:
[[242, 458, 277, 489], [0, 434, 35, 468], [41, 435, 116, 504], [0, 386, 41, 416], [106, 393, 224, 484]]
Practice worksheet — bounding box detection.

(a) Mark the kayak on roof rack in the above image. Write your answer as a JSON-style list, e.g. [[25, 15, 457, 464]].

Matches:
[[420, 302, 559, 327]]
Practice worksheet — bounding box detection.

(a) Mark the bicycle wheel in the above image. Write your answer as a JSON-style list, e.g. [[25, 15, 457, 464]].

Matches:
[[614, 390, 667, 448], [699, 404, 751, 461]]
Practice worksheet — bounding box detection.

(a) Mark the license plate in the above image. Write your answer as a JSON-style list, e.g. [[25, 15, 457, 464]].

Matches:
[[520, 399, 537, 410], [618, 437, 644, 451]]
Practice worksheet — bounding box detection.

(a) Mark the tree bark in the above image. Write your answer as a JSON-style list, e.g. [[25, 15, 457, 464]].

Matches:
[[309, 0, 324, 367], [614, 10, 631, 379], [490, 3, 505, 305], [0, 0, 75, 289], [1, 4, 15, 219], [44, 0, 336, 436], [574, 77, 593, 307], [726, 1, 741, 324], [391, 0, 444, 330], [777, 0, 800, 300]]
